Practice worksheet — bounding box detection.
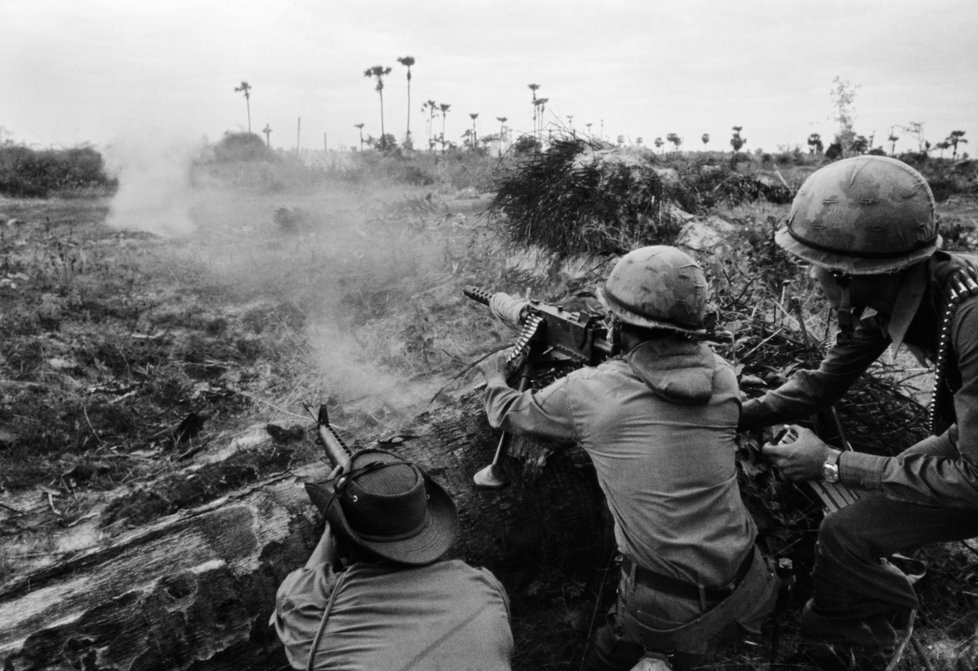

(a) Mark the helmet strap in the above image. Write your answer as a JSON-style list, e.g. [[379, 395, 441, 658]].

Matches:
[[832, 272, 860, 341], [609, 316, 622, 355]]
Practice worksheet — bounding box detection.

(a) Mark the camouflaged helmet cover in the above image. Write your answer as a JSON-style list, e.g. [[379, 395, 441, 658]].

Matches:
[[776, 155, 940, 274], [597, 245, 708, 333]]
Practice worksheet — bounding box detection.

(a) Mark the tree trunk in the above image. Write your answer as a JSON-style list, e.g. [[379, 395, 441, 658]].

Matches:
[[0, 393, 612, 670]]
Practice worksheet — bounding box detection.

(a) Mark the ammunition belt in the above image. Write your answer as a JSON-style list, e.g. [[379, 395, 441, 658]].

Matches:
[[929, 263, 978, 433]]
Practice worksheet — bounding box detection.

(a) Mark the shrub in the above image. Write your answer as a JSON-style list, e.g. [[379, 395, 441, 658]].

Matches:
[[211, 132, 276, 163], [0, 144, 115, 197]]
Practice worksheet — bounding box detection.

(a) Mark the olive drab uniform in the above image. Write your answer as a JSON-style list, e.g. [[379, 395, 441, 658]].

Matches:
[[739, 156, 978, 654]]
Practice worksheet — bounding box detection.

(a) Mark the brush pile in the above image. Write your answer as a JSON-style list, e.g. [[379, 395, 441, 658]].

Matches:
[[488, 137, 798, 263], [488, 138, 685, 260]]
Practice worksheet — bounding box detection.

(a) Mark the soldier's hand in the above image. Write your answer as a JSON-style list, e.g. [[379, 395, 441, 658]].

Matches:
[[760, 425, 836, 481]]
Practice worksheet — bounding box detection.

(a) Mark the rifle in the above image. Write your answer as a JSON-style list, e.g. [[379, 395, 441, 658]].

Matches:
[[465, 286, 619, 488], [301, 402, 353, 515]]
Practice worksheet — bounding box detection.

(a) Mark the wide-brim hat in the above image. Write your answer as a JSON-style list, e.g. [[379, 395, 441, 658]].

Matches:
[[314, 449, 458, 566]]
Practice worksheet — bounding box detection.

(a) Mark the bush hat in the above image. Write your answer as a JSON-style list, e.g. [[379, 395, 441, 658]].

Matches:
[[322, 449, 458, 566]]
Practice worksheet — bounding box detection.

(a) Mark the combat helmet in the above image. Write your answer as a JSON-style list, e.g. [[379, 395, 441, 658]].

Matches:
[[597, 245, 708, 334], [776, 155, 940, 274]]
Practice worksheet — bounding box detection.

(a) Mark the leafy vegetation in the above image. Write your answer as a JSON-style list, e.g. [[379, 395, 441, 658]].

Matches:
[[0, 145, 116, 198]]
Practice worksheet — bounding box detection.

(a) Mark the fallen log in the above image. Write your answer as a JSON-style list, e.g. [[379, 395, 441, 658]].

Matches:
[[0, 393, 612, 671]]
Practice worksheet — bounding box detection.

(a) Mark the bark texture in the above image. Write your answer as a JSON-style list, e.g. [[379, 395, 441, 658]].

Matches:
[[0, 393, 612, 670]]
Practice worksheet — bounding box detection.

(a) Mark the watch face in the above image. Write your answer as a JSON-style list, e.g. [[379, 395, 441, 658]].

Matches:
[[822, 461, 840, 483]]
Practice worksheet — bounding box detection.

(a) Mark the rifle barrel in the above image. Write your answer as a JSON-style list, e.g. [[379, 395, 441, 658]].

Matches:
[[317, 424, 352, 472]]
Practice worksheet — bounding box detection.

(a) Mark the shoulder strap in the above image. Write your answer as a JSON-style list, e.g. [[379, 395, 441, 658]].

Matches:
[[305, 569, 353, 671]]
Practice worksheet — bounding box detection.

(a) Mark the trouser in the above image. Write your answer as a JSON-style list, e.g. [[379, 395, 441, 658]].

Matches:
[[584, 546, 780, 671], [802, 432, 978, 651]]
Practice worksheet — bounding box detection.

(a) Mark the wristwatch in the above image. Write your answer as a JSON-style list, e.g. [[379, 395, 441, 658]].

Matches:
[[822, 451, 841, 483]]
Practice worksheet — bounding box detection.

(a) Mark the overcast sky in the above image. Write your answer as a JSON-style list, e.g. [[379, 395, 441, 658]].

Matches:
[[2, 0, 976, 155]]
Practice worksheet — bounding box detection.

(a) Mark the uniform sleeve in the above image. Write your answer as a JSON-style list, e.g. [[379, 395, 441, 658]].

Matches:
[[270, 563, 341, 669], [840, 299, 978, 508], [483, 375, 578, 441], [739, 317, 890, 429]]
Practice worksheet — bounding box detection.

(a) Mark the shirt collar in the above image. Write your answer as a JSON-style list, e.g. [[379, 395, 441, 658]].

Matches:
[[879, 262, 928, 363]]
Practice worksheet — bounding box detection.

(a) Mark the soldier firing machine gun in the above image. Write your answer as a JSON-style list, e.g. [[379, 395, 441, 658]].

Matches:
[[464, 285, 620, 488]]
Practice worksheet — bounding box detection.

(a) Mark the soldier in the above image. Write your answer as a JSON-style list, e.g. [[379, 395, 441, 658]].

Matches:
[[271, 448, 514, 670], [478, 246, 780, 671], [741, 156, 978, 669]]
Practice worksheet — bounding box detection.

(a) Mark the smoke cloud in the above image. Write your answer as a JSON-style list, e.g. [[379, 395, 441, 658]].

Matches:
[[104, 131, 204, 237]]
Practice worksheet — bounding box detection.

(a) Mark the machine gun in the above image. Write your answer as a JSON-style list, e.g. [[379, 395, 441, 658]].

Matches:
[[465, 286, 619, 488], [301, 402, 353, 515]]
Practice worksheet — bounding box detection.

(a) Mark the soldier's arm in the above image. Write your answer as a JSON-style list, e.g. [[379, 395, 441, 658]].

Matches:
[[842, 299, 978, 507], [740, 317, 890, 429]]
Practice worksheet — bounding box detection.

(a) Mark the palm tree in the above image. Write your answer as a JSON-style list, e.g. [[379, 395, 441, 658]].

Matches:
[[495, 116, 508, 156], [363, 65, 393, 142], [422, 100, 438, 150], [666, 132, 682, 152], [730, 126, 746, 152], [534, 98, 548, 139], [262, 124, 272, 147], [354, 123, 365, 152], [234, 81, 252, 132], [948, 130, 968, 159], [438, 103, 451, 153], [808, 133, 824, 156], [887, 128, 899, 156], [701, 133, 710, 148], [469, 113, 479, 149], [654, 137, 664, 153], [397, 56, 415, 146], [528, 83, 540, 136], [585, 122, 593, 140]]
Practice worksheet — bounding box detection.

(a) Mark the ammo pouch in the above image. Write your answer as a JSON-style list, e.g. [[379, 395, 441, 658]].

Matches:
[[619, 546, 780, 655]]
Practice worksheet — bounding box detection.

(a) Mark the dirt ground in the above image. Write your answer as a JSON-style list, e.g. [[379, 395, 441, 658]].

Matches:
[[2, 174, 978, 669]]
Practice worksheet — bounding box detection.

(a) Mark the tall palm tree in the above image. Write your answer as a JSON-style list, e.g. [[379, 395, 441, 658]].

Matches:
[[469, 113, 479, 149], [234, 81, 252, 132], [262, 124, 272, 147], [528, 83, 540, 136], [363, 65, 393, 142], [397, 56, 416, 146], [422, 100, 438, 150], [496, 116, 507, 156], [701, 133, 710, 148], [354, 123, 365, 152], [438, 103, 451, 153]]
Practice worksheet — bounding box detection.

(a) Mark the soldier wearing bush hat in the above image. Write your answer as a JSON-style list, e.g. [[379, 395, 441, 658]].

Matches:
[[271, 448, 514, 670], [479, 245, 781, 671], [741, 155, 978, 669]]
